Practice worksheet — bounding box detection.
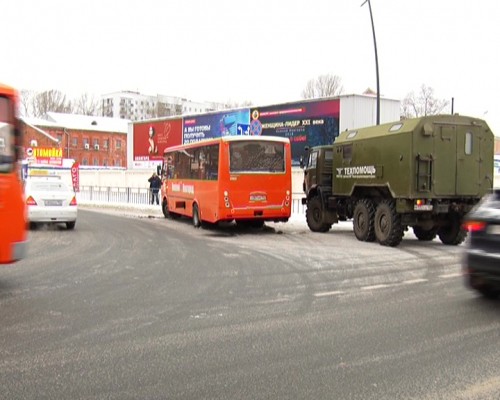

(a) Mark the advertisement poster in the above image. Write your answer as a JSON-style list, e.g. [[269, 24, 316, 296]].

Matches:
[[71, 161, 80, 192], [182, 109, 250, 144], [133, 118, 183, 162], [250, 99, 340, 165], [26, 147, 63, 166]]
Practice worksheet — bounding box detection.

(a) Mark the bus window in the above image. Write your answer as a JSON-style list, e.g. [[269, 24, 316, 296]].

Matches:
[[205, 144, 219, 180], [0, 97, 15, 173], [230, 141, 285, 173]]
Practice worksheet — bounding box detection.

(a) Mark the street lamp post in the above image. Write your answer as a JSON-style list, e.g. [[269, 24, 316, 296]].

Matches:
[[361, 0, 380, 125]]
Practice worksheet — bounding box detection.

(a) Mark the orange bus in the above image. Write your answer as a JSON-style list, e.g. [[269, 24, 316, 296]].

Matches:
[[160, 135, 292, 227], [0, 83, 27, 264]]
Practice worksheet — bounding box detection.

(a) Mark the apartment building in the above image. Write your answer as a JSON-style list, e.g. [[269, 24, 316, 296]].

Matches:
[[101, 91, 226, 121]]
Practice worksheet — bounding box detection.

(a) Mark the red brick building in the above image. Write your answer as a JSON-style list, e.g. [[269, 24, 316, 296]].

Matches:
[[20, 112, 130, 167]]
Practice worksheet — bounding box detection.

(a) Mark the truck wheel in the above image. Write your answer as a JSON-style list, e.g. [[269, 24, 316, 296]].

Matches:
[[306, 196, 331, 232], [438, 214, 467, 245], [192, 203, 201, 228], [413, 226, 438, 241], [374, 200, 404, 247], [353, 199, 375, 242]]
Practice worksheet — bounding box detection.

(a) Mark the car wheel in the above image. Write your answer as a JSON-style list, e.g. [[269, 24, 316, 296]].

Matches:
[[66, 221, 76, 230]]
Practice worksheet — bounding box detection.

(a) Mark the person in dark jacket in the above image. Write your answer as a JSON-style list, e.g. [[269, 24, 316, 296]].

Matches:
[[148, 172, 161, 205]]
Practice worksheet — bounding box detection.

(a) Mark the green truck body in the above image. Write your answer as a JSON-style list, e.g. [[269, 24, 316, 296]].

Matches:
[[301, 115, 495, 246]]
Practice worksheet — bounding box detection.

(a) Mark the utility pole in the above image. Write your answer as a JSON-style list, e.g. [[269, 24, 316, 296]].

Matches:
[[361, 0, 380, 125]]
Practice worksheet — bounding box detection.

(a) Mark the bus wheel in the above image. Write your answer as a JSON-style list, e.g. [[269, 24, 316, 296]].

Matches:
[[353, 199, 375, 242], [192, 204, 201, 228], [374, 200, 403, 247], [162, 199, 169, 218]]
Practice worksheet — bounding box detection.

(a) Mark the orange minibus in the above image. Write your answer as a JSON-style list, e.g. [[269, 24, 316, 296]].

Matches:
[[0, 83, 27, 264], [160, 135, 292, 227]]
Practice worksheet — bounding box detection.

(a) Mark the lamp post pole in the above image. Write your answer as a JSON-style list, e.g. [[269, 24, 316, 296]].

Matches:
[[361, 0, 380, 125]]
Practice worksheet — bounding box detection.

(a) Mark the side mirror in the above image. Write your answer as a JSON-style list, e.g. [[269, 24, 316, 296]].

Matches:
[[299, 156, 305, 169]]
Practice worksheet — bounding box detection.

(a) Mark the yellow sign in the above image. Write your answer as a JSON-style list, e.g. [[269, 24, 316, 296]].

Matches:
[[29, 147, 63, 166], [33, 148, 62, 158]]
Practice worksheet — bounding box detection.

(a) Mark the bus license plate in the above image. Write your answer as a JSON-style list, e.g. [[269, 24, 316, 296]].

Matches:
[[250, 194, 266, 202]]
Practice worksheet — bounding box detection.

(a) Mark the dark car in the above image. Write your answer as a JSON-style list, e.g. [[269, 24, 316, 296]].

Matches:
[[462, 188, 500, 298]]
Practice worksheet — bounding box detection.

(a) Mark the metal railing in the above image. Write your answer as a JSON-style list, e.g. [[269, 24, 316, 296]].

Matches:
[[76, 185, 307, 214]]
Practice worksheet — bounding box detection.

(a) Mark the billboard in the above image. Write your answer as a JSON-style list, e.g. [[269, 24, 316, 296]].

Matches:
[[133, 119, 183, 162], [26, 147, 63, 166], [250, 99, 340, 165], [182, 109, 250, 144]]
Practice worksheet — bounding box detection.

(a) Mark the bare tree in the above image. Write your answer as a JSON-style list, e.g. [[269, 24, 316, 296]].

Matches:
[[74, 93, 99, 116], [302, 74, 344, 99], [19, 90, 35, 117], [401, 84, 449, 119], [31, 90, 72, 117]]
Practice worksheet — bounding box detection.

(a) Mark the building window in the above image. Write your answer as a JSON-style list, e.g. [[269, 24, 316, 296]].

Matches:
[[72, 137, 78, 146], [115, 159, 121, 167], [83, 138, 89, 145], [103, 159, 108, 166], [93, 158, 99, 166], [93, 138, 99, 146], [103, 139, 109, 149], [82, 158, 88, 166], [116, 139, 121, 149]]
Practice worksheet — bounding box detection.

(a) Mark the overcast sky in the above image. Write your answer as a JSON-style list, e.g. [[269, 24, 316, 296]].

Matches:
[[3, 0, 499, 135]]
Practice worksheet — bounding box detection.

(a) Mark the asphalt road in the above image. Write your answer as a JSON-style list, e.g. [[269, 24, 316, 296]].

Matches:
[[1, 209, 499, 400]]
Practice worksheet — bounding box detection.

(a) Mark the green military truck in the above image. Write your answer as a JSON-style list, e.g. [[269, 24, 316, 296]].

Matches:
[[301, 115, 495, 246]]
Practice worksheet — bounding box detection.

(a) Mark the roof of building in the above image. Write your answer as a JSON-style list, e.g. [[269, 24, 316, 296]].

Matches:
[[20, 118, 59, 143], [24, 112, 130, 133], [45, 112, 130, 133]]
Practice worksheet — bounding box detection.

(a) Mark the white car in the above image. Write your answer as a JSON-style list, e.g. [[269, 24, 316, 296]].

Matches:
[[25, 177, 78, 230]]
